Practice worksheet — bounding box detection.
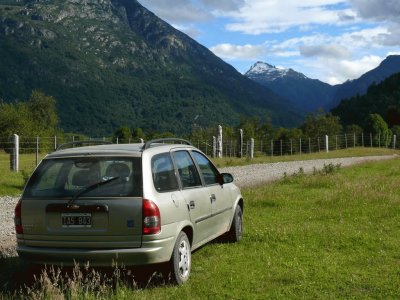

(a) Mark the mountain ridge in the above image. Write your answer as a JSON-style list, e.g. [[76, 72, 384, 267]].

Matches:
[[245, 61, 333, 113], [332, 72, 400, 128], [0, 0, 301, 135], [245, 56, 400, 114]]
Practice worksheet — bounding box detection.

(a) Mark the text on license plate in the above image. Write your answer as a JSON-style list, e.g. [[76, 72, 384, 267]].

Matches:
[[62, 213, 92, 228]]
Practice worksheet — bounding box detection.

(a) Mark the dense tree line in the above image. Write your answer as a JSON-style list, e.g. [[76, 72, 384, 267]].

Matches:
[[0, 90, 59, 137], [332, 73, 400, 129], [1, 82, 397, 151]]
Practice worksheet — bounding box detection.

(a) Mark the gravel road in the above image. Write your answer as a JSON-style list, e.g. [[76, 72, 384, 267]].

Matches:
[[1, 154, 397, 258]]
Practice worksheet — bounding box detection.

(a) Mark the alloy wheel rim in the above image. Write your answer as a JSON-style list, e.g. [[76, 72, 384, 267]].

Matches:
[[178, 239, 190, 278]]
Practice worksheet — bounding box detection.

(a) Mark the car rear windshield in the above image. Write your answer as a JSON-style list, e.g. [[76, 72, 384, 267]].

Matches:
[[23, 157, 142, 198]]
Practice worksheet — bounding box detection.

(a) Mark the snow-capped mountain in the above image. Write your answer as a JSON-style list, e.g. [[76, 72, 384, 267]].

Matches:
[[245, 62, 307, 82], [245, 62, 333, 113]]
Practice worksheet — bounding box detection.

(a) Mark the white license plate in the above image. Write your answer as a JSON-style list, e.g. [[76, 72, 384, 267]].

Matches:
[[61, 213, 92, 228]]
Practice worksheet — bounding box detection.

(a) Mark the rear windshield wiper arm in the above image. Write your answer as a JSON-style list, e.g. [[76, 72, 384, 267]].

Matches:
[[67, 177, 120, 208]]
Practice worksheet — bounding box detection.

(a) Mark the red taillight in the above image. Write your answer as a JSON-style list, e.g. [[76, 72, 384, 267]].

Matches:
[[143, 199, 161, 235], [14, 199, 23, 234]]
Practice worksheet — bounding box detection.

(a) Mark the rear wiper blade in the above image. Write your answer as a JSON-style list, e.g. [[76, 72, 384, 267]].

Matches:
[[67, 177, 120, 208]]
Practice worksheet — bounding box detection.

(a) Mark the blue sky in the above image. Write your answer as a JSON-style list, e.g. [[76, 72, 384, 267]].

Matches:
[[137, 0, 400, 85]]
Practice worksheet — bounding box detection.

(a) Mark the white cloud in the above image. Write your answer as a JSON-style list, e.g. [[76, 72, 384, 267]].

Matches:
[[137, 0, 211, 23], [349, 0, 400, 23], [301, 55, 383, 84], [300, 44, 352, 59], [330, 55, 382, 81], [199, 0, 244, 12], [347, 0, 400, 47], [266, 27, 391, 58], [210, 43, 266, 60], [222, 0, 354, 34]]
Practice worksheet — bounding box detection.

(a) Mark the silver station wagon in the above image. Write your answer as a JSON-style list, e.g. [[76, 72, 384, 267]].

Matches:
[[15, 138, 244, 284]]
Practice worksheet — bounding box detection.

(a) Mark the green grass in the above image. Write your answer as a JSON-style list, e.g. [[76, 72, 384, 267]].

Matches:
[[0, 151, 47, 196], [1, 157, 399, 298]]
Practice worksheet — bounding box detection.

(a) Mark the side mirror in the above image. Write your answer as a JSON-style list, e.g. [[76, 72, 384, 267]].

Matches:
[[217, 173, 234, 185]]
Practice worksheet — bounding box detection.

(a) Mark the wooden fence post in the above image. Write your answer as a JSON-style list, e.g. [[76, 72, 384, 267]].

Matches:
[[250, 138, 254, 159], [212, 136, 216, 158], [238, 129, 243, 158], [10, 134, 19, 172], [325, 135, 329, 153]]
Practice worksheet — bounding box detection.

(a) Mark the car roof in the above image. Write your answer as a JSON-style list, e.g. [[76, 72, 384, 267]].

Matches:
[[45, 139, 195, 159]]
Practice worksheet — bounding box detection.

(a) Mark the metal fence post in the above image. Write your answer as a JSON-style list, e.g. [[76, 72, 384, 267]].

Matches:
[[54, 135, 57, 150], [393, 135, 397, 149]]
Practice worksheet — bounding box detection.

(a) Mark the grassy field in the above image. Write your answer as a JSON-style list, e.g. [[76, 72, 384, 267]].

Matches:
[[1, 156, 399, 299]]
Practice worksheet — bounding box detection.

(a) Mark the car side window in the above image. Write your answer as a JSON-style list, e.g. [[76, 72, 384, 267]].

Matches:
[[172, 151, 202, 189], [152, 153, 179, 192], [191, 151, 219, 185]]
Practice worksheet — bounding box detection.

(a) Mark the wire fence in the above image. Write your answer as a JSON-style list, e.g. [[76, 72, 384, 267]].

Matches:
[[193, 133, 396, 157], [0, 133, 397, 171]]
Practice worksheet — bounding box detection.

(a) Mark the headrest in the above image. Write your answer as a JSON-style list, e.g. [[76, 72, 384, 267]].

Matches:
[[105, 163, 130, 178], [72, 169, 92, 186]]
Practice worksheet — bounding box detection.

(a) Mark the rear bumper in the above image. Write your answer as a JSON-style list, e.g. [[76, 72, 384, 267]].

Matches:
[[16, 236, 175, 267]]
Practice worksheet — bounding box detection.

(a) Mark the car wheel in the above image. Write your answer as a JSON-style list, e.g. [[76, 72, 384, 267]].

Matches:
[[227, 205, 243, 242], [170, 231, 191, 284]]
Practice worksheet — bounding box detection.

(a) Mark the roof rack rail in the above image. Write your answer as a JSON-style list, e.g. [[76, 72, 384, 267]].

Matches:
[[143, 138, 192, 150], [56, 140, 113, 151]]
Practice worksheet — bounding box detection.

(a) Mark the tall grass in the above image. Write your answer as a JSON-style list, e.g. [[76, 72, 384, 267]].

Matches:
[[1, 158, 399, 299]]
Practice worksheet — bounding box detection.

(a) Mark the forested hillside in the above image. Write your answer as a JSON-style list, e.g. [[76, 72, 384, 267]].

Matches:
[[0, 0, 300, 136], [331, 73, 400, 128]]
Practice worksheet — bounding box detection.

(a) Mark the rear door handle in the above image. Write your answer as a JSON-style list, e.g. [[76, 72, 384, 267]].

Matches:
[[189, 200, 195, 209], [210, 194, 216, 203]]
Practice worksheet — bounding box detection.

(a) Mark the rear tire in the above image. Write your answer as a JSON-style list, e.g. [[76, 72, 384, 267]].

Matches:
[[170, 231, 191, 285], [227, 205, 243, 242]]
